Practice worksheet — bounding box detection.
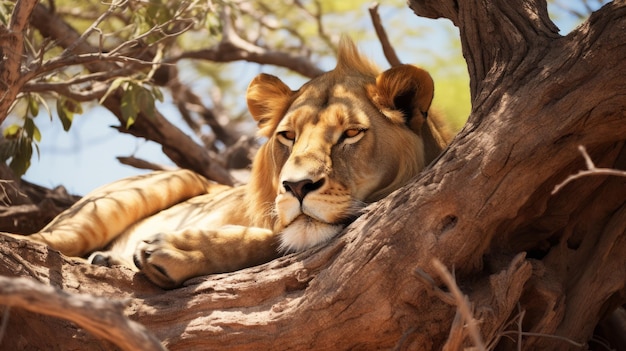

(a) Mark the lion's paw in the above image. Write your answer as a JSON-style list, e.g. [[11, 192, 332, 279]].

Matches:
[[133, 233, 199, 289]]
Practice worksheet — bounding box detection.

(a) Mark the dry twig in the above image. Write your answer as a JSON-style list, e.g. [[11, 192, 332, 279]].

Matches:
[[432, 259, 487, 351], [552, 145, 626, 194]]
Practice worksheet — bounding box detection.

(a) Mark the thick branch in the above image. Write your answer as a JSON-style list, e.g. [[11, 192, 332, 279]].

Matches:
[[172, 41, 324, 79], [0, 0, 39, 123], [410, 0, 560, 103], [0, 276, 165, 351], [408, 0, 460, 23]]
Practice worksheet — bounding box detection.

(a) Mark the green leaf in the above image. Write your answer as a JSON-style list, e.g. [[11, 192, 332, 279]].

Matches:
[[3, 124, 21, 138], [63, 98, 83, 114], [33, 142, 40, 160], [151, 85, 164, 102], [8, 138, 32, 177], [100, 77, 128, 104], [136, 86, 157, 120], [23, 118, 37, 140], [121, 84, 139, 128], [27, 94, 39, 117], [56, 99, 74, 131], [32, 124, 41, 142]]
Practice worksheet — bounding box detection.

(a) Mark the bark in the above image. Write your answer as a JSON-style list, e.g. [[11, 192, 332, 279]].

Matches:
[[0, 0, 39, 124], [1, 0, 626, 350]]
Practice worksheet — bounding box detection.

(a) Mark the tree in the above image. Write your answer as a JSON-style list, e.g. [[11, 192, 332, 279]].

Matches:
[[1, 0, 626, 350]]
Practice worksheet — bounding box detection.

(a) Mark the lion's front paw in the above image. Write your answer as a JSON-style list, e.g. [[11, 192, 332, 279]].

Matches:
[[134, 233, 201, 289]]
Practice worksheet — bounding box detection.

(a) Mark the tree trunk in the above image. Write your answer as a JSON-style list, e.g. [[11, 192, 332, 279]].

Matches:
[[1, 1, 626, 350]]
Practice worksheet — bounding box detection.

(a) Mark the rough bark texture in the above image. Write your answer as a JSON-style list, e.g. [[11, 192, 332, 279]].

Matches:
[[1, 0, 626, 350]]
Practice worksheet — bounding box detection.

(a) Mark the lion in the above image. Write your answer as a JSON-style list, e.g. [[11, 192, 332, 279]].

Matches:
[[10, 38, 451, 289]]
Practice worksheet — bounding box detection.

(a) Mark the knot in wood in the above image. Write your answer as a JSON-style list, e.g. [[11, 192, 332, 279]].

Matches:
[[295, 268, 310, 283]]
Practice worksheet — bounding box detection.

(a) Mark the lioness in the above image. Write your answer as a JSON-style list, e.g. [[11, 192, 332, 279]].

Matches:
[[11, 39, 450, 288]]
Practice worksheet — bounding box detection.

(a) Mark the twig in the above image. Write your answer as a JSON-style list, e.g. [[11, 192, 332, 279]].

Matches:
[[413, 268, 456, 306], [498, 331, 586, 348], [490, 304, 587, 349], [0, 306, 9, 345], [432, 259, 487, 351], [299, 0, 337, 54], [106, 17, 194, 56], [0, 276, 165, 351], [552, 145, 626, 194], [517, 309, 525, 351], [369, 2, 402, 67], [61, 0, 128, 57]]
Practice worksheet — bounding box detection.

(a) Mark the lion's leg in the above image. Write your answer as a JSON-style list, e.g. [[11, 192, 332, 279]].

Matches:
[[23, 170, 217, 257], [134, 226, 279, 289]]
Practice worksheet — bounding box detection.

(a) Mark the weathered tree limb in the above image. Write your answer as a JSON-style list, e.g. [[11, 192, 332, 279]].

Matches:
[[0, 276, 165, 351], [0, 0, 39, 124], [173, 39, 324, 79]]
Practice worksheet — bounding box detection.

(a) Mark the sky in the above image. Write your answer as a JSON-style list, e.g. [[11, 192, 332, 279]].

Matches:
[[17, 2, 591, 196]]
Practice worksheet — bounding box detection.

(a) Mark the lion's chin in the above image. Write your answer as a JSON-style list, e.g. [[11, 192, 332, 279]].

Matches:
[[278, 215, 344, 252]]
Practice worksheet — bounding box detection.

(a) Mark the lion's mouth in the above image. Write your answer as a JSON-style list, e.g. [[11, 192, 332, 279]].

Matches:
[[279, 214, 346, 252], [293, 213, 327, 225]]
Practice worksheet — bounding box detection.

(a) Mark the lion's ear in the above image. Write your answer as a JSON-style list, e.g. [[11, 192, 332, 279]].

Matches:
[[370, 64, 434, 134], [247, 73, 294, 137]]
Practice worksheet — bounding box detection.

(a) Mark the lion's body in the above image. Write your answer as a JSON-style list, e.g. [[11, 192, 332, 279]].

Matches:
[[15, 39, 451, 288]]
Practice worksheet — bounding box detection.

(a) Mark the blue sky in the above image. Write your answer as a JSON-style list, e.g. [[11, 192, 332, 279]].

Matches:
[[19, 2, 590, 195]]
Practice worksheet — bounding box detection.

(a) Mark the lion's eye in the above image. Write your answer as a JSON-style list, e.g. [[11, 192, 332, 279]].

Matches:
[[277, 130, 296, 146], [343, 129, 361, 138], [341, 128, 366, 144]]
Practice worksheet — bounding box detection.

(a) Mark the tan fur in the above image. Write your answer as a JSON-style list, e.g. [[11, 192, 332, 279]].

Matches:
[[8, 38, 451, 289]]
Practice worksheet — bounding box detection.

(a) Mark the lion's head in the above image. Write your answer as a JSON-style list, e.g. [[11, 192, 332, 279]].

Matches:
[[245, 38, 449, 252]]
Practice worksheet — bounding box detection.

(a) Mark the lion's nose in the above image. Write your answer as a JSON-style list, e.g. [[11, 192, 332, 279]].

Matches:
[[283, 178, 325, 202]]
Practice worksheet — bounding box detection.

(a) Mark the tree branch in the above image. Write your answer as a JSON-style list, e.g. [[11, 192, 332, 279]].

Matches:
[[409, 0, 560, 103], [171, 3, 324, 79], [0, 276, 165, 351], [368, 3, 402, 67], [0, 0, 39, 124], [172, 41, 324, 79], [116, 156, 176, 172]]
